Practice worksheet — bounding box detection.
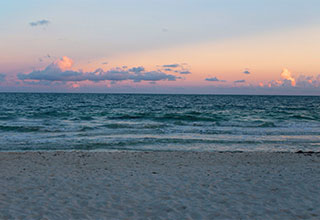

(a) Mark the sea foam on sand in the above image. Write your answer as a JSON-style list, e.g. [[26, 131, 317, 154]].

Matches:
[[0, 151, 319, 219]]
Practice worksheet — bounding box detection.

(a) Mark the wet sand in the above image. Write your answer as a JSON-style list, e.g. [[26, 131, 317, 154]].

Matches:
[[0, 151, 319, 219]]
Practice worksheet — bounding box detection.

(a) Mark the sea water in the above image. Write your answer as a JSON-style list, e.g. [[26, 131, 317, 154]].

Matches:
[[0, 93, 319, 152]]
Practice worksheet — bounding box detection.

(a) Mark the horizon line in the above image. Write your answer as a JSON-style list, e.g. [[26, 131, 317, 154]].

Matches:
[[0, 91, 319, 97]]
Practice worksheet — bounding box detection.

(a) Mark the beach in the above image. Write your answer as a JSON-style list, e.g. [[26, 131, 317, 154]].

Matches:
[[0, 151, 319, 219]]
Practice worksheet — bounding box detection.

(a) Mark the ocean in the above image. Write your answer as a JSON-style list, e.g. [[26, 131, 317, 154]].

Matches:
[[0, 93, 319, 152]]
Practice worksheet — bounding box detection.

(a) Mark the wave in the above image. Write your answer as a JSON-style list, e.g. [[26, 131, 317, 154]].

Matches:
[[257, 122, 276, 127], [0, 125, 41, 132], [79, 126, 95, 131], [69, 116, 95, 121], [70, 137, 320, 149], [108, 112, 222, 122], [291, 114, 319, 121], [30, 110, 72, 119], [0, 115, 17, 121], [159, 113, 220, 122], [100, 123, 166, 129]]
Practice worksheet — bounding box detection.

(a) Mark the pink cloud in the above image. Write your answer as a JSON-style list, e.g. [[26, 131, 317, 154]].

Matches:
[[280, 68, 296, 86], [53, 56, 73, 71]]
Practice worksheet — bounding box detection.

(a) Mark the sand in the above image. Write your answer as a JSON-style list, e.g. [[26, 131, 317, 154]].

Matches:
[[0, 151, 319, 219]]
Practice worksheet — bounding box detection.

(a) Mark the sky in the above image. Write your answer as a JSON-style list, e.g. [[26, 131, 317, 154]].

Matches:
[[1, 0, 320, 94]]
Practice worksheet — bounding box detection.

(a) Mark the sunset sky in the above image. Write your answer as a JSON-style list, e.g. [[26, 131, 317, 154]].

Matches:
[[1, 0, 320, 94]]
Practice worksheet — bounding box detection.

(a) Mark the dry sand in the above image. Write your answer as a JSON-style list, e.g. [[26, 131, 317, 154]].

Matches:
[[0, 151, 319, 219]]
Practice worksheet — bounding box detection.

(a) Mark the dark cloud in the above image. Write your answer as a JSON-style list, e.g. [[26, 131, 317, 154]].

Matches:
[[243, 70, 250, 74], [0, 73, 6, 82], [102, 62, 108, 65], [161, 64, 191, 75], [205, 77, 226, 82], [296, 75, 320, 88], [282, 79, 293, 87], [128, 66, 145, 73], [17, 64, 180, 83], [131, 71, 178, 82], [179, 71, 191, 75], [162, 64, 180, 68], [234, 80, 246, 83], [29, 19, 50, 27], [17, 67, 82, 82]]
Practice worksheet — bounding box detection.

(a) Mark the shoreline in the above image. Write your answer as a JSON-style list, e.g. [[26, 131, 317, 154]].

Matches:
[[1, 151, 319, 219]]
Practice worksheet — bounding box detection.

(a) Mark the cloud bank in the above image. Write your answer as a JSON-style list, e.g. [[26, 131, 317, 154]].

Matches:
[[17, 57, 181, 84], [4, 58, 320, 95]]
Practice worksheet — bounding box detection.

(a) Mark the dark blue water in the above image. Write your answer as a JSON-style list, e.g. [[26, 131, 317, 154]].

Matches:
[[0, 93, 320, 152]]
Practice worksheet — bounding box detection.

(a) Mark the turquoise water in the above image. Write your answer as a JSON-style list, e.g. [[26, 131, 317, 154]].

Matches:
[[0, 93, 320, 152]]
